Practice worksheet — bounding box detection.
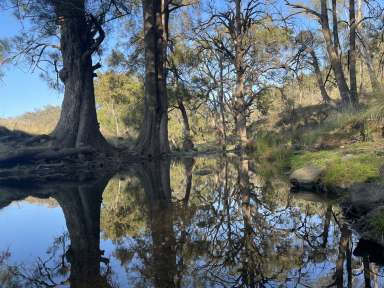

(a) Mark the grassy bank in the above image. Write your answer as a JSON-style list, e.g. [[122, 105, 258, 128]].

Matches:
[[253, 100, 384, 189]]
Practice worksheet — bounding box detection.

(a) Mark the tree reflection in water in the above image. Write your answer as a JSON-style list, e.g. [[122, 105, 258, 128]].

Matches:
[[0, 157, 383, 287]]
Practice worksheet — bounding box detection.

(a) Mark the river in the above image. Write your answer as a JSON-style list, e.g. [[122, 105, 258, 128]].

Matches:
[[0, 157, 382, 287]]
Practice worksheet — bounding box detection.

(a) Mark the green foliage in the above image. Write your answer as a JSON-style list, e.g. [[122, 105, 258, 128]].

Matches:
[[95, 72, 144, 139], [250, 133, 292, 178], [370, 212, 384, 235], [101, 177, 147, 242]]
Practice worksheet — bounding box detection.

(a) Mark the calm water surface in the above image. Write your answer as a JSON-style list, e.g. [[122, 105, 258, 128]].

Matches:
[[0, 157, 383, 287]]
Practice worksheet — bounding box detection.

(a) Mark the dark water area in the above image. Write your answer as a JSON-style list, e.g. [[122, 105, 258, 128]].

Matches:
[[0, 157, 383, 287]]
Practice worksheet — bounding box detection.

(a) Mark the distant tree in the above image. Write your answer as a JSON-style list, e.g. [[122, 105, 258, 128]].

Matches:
[[294, 31, 331, 104], [287, 0, 358, 107], [168, 37, 200, 151], [355, 0, 382, 92], [198, 0, 290, 149], [95, 72, 144, 139]]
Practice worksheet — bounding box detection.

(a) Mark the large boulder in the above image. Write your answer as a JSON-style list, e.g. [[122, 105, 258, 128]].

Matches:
[[290, 165, 324, 190]]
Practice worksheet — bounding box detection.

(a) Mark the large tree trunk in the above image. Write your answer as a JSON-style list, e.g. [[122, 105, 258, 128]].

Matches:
[[320, 0, 353, 107], [51, 1, 109, 151], [349, 0, 358, 104], [310, 50, 332, 103], [137, 0, 170, 157]]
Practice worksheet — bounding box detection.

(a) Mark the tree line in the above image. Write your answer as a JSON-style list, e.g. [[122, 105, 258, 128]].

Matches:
[[1, 0, 383, 158]]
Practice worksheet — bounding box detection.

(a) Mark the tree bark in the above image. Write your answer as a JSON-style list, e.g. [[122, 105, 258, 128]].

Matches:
[[234, 0, 248, 149], [320, 0, 353, 107], [111, 101, 120, 137], [349, 0, 358, 104], [309, 50, 332, 103], [218, 53, 227, 149], [51, 0, 110, 151], [177, 97, 194, 151], [332, 0, 340, 53], [137, 0, 170, 157]]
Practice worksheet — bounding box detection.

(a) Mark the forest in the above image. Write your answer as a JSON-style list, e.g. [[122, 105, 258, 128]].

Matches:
[[0, 0, 384, 287]]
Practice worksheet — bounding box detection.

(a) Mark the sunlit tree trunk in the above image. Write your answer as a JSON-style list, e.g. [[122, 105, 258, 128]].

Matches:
[[309, 50, 332, 103], [320, 0, 354, 107]]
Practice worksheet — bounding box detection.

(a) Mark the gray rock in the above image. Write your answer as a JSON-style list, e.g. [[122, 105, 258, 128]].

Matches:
[[349, 183, 384, 215], [290, 165, 324, 189]]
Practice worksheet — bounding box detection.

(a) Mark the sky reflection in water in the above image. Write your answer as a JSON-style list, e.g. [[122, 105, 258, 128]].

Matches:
[[0, 157, 382, 287]]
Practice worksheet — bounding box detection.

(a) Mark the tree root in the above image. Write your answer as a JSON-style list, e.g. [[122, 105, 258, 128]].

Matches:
[[0, 146, 96, 168]]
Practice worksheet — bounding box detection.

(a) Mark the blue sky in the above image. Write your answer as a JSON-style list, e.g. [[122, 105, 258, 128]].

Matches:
[[0, 0, 321, 118], [0, 10, 63, 118]]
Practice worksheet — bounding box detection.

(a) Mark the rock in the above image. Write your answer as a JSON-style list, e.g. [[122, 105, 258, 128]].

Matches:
[[353, 205, 384, 247], [343, 183, 384, 246], [290, 165, 324, 190], [347, 183, 384, 216]]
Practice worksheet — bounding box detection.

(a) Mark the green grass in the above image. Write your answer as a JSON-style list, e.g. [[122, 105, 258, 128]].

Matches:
[[323, 154, 382, 187], [370, 211, 384, 235], [291, 150, 341, 170], [291, 150, 383, 188]]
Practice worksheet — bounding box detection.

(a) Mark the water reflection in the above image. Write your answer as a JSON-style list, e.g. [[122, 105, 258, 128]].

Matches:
[[0, 157, 383, 287]]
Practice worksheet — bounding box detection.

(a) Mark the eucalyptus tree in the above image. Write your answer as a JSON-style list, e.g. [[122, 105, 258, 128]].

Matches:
[[3, 0, 131, 151], [168, 42, 197, 151], [287, 0, 358, 107], [355, 0, 383, 92], [138, 0, 194, 157], [294, 30, 331, 103], [198, 0, 290, 149], [194, 32, 233, 148]]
